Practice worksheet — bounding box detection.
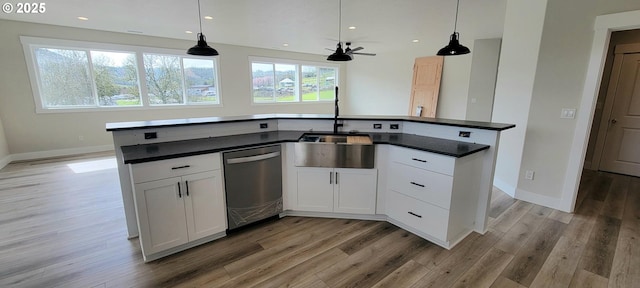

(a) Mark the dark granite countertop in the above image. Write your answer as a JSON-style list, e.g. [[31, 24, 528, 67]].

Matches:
[[121, 131, 490, 164], [107, 114, 515, 132]]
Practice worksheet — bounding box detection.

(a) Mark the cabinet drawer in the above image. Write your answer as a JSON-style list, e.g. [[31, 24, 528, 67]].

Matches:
[[387, 190, 448, 240], [389, 146, 454, 176], [131, 153, 220, 184], [389, 162, 453, 209]]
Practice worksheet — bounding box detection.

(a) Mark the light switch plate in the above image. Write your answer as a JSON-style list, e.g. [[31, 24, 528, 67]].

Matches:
[[561, 108, 576, 119]]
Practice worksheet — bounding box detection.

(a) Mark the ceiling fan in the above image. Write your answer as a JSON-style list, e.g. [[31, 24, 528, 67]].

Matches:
[[326, 0, 376, 61], [344, 42, 376, 57], [326, 42, 376, 60]]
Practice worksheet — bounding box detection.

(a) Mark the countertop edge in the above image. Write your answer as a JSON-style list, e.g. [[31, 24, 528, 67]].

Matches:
[[106, 114, 516, 132], [121, 131, 490, 164]]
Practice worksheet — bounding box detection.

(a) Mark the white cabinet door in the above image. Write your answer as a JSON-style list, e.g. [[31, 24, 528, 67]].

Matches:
[[296, 167, 334, 212], [183, 170, 226, 242], [135, 177, 189, 255], [334, 168, 377, 214]]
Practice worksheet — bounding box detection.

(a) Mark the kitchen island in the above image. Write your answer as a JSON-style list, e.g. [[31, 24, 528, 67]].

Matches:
[[107, 114, 514, 261]]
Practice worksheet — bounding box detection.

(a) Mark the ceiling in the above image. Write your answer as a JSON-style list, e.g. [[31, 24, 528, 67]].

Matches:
[[0, 0, 505, 56]]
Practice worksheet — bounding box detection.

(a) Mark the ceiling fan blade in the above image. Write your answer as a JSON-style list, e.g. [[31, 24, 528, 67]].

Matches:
[[325, 48, 335, 51], [350, 47, 364, 52], [352, 52, 376, 56]]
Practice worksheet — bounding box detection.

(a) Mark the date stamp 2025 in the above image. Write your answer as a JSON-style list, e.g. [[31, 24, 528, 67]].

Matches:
[[2, 2, 46, 14]]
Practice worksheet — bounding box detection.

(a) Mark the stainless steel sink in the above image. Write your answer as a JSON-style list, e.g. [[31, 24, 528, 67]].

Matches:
[[294, 133, 375, 168]]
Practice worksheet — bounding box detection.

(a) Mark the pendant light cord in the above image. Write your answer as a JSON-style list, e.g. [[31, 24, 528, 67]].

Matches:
[[338, 0, 342, 43], [197, 0, 203, 34], [453, 0, 460, 33]]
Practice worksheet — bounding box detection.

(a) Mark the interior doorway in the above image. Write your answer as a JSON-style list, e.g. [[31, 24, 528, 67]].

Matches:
[[584, 30, 640, 178]]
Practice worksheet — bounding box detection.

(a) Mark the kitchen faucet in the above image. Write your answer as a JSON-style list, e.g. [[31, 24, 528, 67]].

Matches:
[[333, 86, 343, 134]]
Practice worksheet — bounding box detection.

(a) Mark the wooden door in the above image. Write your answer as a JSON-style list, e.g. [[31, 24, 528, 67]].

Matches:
[[599, 44, 640, 177], [183, 170, 226, 242], [408, 56, 444, 117]]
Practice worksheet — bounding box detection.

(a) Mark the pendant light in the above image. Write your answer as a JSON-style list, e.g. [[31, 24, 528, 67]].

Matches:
[[187, 0, 219, 56], [436, 0, 470, 56], [327, 0, 352, 61]]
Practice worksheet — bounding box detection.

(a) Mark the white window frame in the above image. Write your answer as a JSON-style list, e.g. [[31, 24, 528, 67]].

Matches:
[[21, 36, 222, 113], [249, 56, 339, 105]]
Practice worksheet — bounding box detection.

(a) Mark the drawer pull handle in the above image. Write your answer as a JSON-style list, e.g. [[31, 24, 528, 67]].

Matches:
[[185, 180, 189, 196], [411, 158, 427, 163], [410, 181, 425, 188], [177, 182, 182, 198], [171, 165, 191, 170], [408, 211, 422, 218]]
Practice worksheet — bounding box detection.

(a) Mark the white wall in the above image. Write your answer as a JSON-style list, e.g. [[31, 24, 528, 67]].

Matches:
[[491, 0, 548, 197], [493, 0, 640, 211], [0, 20, 344, 158], [343, 0, 507, 119]]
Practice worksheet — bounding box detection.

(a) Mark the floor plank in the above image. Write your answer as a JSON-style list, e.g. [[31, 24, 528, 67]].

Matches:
[[570, 269, 609, 288], [577, 215, 621, 278], [499, 218, 566, 286]]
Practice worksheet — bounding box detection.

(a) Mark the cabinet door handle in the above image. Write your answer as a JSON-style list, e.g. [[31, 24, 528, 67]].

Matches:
[[171, 165, 191, 170], [408, 211, 422, 218], [329, 172, 333, 184], [410, 181, 425, 188], [185, 180, 190, 196], [411, 158, 427, 163], [336, 172, 339, 184], [177, 182, 182, 198]]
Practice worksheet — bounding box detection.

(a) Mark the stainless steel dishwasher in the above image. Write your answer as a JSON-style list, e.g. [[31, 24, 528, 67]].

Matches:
[[223, 145, 283, 230]]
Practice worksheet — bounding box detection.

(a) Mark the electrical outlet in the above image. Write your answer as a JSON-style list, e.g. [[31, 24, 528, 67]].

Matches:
[[390, 124, 399, 130], [525, 170, 535, 180], [259, 123, 268, 129], [144, 132, 157, 139], [459, 131, 471, 138], [373, 123, 382, 129]]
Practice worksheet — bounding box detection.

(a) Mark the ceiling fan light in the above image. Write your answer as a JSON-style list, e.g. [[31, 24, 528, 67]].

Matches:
[[437, 32, 470, 56], [187, 33, 219, 56]]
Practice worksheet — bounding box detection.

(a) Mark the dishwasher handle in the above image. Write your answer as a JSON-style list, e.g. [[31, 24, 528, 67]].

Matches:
[[226, 151, 281, 164]]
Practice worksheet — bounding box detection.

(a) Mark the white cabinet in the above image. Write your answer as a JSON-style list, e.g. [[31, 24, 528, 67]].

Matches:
[[130, 153, 226, 261], [385, 146, 483, 249], [296, 167, 377, 214]]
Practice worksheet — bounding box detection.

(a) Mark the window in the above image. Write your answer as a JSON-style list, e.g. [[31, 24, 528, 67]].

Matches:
[[251, 58, 338, 104], [21, 37, 221, 112]]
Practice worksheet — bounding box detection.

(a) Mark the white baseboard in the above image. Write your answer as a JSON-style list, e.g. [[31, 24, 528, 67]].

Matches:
[[6, 145, 115, 163], [515, 188, 566, 212], [493, 177, 516, 197], [0, 154, 11, 170]]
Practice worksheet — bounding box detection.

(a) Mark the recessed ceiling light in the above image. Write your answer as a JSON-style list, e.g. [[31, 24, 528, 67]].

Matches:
[[283, 43, 289, 47], [204, 16, 213, 20], [348, 26, 356, 30], [77, 16, 89, 21], [186, 30, 193, 34], [412, 39, 420, 43]]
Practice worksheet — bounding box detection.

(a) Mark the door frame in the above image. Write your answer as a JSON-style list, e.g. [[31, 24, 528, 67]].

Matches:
[[591, 43, 640, 172], [563, 10, 640, 212]]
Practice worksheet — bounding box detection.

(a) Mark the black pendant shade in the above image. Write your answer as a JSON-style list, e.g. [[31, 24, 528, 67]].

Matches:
[[327, 43, 352, 61], [436, 32, 470, 56], [187, 33, 219, 56], [187, 0, 218, 56], [437, 0, 469, 56]]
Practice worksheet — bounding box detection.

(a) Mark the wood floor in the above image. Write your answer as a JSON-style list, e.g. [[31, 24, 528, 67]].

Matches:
[[0, 153, 638, 288]]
